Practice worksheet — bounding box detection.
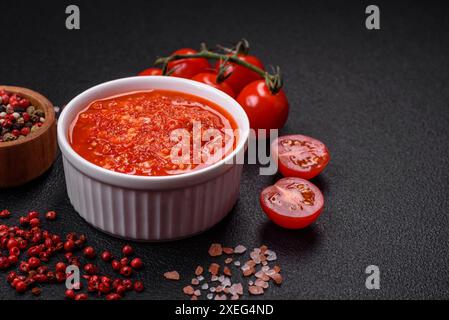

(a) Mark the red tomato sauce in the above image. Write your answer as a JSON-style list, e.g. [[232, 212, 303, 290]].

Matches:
[[69, 90, 237, 176]]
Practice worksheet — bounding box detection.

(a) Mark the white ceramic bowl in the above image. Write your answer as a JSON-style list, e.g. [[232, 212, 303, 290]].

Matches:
[[58, 76, 249, 241]]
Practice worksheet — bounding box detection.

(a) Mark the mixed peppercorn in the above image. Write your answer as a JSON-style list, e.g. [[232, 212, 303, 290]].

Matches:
[[0, 209, 145, 300], [0, 90, 45, 142]]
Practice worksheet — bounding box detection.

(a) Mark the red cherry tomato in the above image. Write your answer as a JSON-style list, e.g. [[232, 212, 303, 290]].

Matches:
[[215, 54, 265, 94], [260, 177, 324, 229], [168, 48, 210, 79], [236, 80, 289, 134], [272, 135, 330, 180], [191, 72, 236, 98], [138, 68, 162, 76]]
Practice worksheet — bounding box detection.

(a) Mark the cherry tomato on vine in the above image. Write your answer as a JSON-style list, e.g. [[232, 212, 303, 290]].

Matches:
[[215, 54, 265, 94], [168, 48, 210, 79], [138, 68, 162, 76], [191, 72, 236, 98], [260, 177, 324, 229], [236, 80, 289, 134], [272, 135, 330, 180]]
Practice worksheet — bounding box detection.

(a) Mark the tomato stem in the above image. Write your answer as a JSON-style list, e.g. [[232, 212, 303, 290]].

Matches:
[[154, 41, 283, 94]]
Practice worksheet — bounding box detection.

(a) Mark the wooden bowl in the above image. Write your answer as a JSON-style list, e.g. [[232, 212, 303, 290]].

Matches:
[[0, 85, 57, 188]]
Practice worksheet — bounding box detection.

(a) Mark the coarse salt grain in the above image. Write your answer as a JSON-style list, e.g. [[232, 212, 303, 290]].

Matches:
[[164, 271, 180, 280], [197, 275, 205, 282], [223, 247, 234, 255], [255, 270, 270, 281], [271, 273, 283, 285], [246, 260, 256, 268], [223, 266, 232, 276], [221, 277, 231, 287], [234, 245, 247, 254], [266, 250, 277, 261], [265, 269, 276, 276], [208, 263, 220, 275], [183, 285, 194, 295], [248, 286, 264, 295], [208, 243, 223, 257], [195, 266, 204, 276], [255, 279, 269, 289]]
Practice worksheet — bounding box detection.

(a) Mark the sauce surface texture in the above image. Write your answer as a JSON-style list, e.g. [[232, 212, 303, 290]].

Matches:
[[70, 90, 236, 176]]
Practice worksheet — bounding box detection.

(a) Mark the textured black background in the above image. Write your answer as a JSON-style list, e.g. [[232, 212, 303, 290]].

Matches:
[[1, 0, 449, 300]]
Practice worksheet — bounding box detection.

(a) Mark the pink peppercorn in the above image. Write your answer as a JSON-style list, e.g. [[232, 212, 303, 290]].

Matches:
[[130, 257, 143, 269], [122, 245, 134, 256], [75, 293, 88, 300], [45, 211, 57, 221], [101, 251, 113, 262], [15, 281, 27, 293], [55, 262, 67, 273], [28, 211, 39, 219], [106, 293, 121, 300], [0, 209, 11, 218], [65, 289, 76, 299], [64, 240, 75, 252], [83, 246, 96, 259], [120, 266, 133, 277], [28, 257, 41, 269], [134, 281, 144, 293], [111, 260, 121, 271], [29, 218, 40, 228]]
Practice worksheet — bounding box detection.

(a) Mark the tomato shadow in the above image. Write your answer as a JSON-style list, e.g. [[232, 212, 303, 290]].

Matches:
[[310, 175, 329, 194], [259, 220, 322, 257], [267, 172, 284, 184]]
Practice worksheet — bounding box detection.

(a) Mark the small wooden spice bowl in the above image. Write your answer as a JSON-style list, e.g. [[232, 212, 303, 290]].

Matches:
[[0, 85, 57, 188]]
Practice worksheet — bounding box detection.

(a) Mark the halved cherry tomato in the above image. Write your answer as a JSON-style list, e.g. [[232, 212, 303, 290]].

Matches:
[[272, 135, 330, 180], [236, 80, 289, 134], [191, 72, 236, 98], [260, 177, 324, 229], [168, 48, 210, 79], [138, 68, 162, 76], [215, 54, 265, 94]]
